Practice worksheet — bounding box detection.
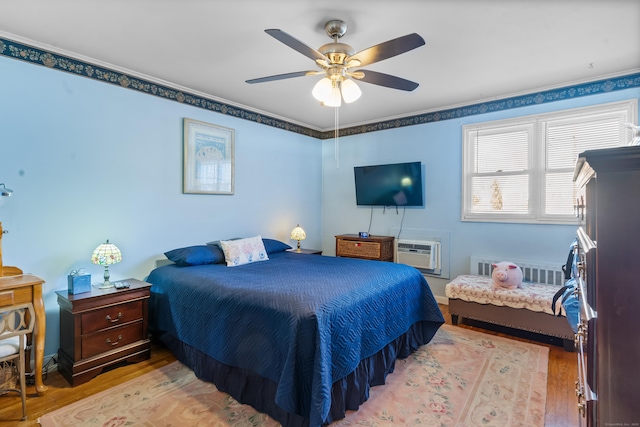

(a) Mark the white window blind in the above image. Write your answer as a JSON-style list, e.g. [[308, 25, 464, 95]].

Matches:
[[468, 124, 532, 216], [462, 100, 637, 224]]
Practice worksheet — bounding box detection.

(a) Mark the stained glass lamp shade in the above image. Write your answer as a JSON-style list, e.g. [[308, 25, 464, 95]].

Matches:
[[91, 239, 122, 289]]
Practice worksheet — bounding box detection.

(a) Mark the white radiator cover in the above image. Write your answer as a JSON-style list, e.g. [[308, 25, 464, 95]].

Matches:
[[470, 256, 565, 286], [395, 239, 441, 271]]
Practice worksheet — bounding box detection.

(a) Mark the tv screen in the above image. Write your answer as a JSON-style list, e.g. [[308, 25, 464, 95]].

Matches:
[[354, 161, 423, 206]]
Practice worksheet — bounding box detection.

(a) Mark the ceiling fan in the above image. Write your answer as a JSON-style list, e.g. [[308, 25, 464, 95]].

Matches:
[[246, 19, 425, 107]]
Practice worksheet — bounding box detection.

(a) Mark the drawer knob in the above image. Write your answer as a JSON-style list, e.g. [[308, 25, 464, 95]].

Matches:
[[106, 335, 123, 346], [106, 312, 123, 323]]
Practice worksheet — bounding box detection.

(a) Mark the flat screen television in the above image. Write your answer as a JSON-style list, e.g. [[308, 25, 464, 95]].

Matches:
[[354, 161, 423, 207]]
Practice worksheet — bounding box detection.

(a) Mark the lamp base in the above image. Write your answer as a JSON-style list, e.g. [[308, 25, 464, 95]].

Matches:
[[98, 266, 114, 289], [97, 280, 114, 289]]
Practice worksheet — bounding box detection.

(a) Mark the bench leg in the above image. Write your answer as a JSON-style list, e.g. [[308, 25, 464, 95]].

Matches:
[[451, 314, 459, 325]]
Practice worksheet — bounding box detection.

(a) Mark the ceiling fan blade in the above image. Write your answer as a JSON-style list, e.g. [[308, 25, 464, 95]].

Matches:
[[246, 71, 320, 84], [265, 29, 326, 62], [349, 33, 425, 67], [356, 69, 419, 91]]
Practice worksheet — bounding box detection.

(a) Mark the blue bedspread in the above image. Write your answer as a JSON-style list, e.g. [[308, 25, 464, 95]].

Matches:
[[148, 251, 443, 426]]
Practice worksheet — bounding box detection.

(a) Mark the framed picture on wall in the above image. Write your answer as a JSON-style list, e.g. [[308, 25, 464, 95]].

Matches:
[[183, 118, 235, 195]]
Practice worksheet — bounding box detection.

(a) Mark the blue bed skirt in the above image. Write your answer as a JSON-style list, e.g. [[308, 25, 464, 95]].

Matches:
[[156, 319, 441, 427]]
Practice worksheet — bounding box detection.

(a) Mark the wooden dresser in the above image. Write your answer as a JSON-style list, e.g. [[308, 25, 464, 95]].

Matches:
[[335, 234, 394, 262], [573, 146, 640, 425], [56, 278, 151, 386]]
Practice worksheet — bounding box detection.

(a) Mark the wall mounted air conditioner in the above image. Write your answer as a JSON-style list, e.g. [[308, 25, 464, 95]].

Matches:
[[395, 239, 441, 271]]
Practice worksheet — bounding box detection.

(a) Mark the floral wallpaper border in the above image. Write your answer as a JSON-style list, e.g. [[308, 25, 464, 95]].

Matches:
[[1, 36, 639, 140]]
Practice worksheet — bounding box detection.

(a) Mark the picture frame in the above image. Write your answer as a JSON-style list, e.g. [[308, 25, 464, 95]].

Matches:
[[183, 118, 235, 195]]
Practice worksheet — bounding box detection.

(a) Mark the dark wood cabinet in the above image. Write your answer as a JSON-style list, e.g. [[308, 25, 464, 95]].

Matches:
[[56, 278, 151, 386], [335, 234, 394, 262], [573, 146, 640, 425]]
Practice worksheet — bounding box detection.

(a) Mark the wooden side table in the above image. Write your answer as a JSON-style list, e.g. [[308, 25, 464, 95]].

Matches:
[[287, 248, 322, 255], [56, 278, 151, 386]]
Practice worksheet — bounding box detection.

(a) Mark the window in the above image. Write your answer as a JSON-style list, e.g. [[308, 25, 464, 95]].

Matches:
[[462, 100, 637, 224]]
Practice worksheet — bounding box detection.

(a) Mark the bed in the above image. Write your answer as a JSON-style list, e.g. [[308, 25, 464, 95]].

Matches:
[[147, 237, 444, 427]]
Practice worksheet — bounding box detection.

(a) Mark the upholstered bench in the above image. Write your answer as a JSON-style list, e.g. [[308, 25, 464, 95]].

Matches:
[[445, 274, 575, 351]]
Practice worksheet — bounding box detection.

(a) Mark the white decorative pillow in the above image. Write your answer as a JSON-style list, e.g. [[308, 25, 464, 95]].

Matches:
[[219, 235, 269, 267]]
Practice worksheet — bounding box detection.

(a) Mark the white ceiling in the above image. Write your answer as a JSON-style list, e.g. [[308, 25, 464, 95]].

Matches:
[[1, 0, 639, 131]]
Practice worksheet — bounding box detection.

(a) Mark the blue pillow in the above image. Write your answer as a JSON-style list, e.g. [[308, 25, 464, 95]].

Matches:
[[165, 245, 225, 266], [262, 238, 292, 254]]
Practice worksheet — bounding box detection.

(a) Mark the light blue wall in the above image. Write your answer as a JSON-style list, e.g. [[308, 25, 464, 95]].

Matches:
[[322, 88, 640, 299], [0, 55, 322, 356], [2, 50, 638, 358]]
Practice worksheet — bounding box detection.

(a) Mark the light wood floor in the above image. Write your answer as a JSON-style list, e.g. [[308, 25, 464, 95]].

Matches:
[[0, 304, 579, 426]]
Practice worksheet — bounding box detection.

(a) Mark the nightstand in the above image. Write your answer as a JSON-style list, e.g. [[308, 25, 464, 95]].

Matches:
[[287, 248, 323, 255], [56, 278, 151, 386], [335, 234, 394, 262]]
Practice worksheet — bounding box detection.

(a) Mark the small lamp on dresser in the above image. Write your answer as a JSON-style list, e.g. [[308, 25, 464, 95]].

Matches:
[[91, 239, 122, 289], [290, 225, 306, 252]]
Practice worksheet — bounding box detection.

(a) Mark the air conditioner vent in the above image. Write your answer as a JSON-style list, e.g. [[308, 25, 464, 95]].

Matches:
[[395, 239, 441, 273]]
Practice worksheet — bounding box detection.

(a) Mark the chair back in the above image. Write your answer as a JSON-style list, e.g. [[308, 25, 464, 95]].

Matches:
[[0, 303, 35, 341], [0, 302, 35, 420]]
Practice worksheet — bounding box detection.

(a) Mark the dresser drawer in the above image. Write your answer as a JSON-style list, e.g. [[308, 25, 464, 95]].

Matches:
[[81, 300, 143, 334], [81, 322, 143, 359]]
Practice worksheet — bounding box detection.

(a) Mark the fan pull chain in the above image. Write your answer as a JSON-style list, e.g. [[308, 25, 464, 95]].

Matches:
[[334, 106, 340, 169]]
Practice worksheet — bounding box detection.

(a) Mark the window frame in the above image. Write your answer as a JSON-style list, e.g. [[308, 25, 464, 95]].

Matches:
[[461, 99, 637, 224]]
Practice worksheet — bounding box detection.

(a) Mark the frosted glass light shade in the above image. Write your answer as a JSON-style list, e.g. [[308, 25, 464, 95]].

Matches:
[[324, 85, 342, 107], [312, 78, 332, 102], [341, 79, 362, 103]]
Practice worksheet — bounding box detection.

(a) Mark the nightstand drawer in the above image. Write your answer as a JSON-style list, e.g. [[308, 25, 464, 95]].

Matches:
[[337, 239, 381, 258], [81, 322, 143, 359], [81, 300, 143, 334]]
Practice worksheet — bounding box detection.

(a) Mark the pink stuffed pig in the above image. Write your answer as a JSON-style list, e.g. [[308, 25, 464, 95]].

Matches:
[[491, 262, 523, 289]]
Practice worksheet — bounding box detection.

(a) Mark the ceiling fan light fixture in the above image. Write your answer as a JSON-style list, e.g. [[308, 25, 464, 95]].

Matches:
[[341, 78, 361, 103], [312, 77, 332, 102], [324, 83, 342, 107], [249, 20, 424, 109]]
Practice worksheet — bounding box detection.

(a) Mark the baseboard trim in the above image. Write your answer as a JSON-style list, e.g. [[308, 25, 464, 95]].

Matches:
[[435, 295, 449, 305]]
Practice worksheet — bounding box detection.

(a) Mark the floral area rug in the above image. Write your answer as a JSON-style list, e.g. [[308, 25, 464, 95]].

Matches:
[[38, 325, 548, 427]]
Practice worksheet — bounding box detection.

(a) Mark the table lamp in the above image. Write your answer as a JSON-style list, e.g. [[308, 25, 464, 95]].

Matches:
[[0, 183, 13, 197], [290, 224, 306, 252], [91, 239, 122, 289]]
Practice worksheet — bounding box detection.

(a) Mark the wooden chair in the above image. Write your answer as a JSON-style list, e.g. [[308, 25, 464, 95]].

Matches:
[[0, 303, 35, 420], [0, 222, 47, 396]]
